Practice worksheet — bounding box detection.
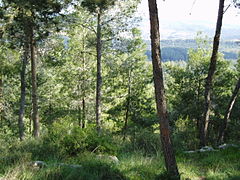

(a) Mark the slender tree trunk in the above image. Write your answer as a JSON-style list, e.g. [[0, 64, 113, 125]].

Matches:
[[218, 77, 240, 144], [123, 70, 131, 139], [200, 0, 225, 147], [148, 0, 180, 178], [30, 27, 40, 138], [196, 78, 201, 129], [77, 82, 82, 127], [82, 98, 86, 128], [0, 75, 3, 127], [78, 103, 82, 127], [96, 11, 102, 133], [18, 37, 29, 141], [82, 36, 86, 129]]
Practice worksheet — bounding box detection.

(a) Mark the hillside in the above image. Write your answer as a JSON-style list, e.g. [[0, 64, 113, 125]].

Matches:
[[145, 39, 239, 61]]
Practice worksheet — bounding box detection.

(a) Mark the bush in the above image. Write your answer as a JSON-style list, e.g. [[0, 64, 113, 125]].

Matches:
[[46, 121, 120, 156], [127, 127, 161, 154], [173, 116, 199, 151]]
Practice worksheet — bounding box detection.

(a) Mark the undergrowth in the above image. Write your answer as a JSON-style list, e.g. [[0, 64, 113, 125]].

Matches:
[[0, 125, 239, 180]]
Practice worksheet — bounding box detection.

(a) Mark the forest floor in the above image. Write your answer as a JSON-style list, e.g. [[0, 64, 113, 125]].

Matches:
[[0, 144, 240, 180]]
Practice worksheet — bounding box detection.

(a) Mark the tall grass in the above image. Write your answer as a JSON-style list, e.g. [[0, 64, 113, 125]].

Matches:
[[0, 127, 239, 180]]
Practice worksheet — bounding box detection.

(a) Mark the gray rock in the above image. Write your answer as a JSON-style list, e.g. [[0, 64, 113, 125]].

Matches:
[[218, 143, 239, 149], [199, 146, 216, 152], [184, 146, 218, 153], [31, 161, 47, 168], [96, 155, 119, 163], [184, 150, 196, 153]]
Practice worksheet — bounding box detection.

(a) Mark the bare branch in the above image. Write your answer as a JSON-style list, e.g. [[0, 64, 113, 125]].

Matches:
[[224, 4, 232, 14], [79, 23, 97, 35]]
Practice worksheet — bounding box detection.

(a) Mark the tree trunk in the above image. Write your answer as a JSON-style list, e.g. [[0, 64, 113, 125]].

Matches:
[[200, 0, 225, 147], [96, 11, 102, 133], [218, 77, 240, 144], [123, 70, 131, 139], [82, 37, 86, 129], [18, 36, 29, 141], [0, 75, 3, 127], [148, 0, 180, 178], [30, 27, 40, 138], [82, 98, 86, 128], [78, 103, 82, 127]]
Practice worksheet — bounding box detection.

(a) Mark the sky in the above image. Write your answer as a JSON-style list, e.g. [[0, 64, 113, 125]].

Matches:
[[137, 0, 240, 39]]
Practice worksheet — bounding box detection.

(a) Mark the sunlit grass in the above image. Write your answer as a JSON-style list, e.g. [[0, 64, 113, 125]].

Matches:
[[0, 142, 239, 180]]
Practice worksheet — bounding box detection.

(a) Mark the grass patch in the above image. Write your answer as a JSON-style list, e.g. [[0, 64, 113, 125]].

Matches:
[[0, 134, 239, 180]]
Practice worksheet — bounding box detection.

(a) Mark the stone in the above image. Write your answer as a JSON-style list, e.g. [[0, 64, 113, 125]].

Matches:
[[184, 150, 196, 153], [96, 154, 119, 163], [218, 144, 239, 149], [31, 161, 47, 169], [199, 146, 217, 152]]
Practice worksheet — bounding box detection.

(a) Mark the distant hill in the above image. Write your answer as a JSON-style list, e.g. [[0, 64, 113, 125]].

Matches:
[[145, 39, 239, 61]]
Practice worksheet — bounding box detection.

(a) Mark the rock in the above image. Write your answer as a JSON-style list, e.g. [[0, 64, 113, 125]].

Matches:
[[184, 146, 218, 154], [199, 146, 217, 152], [96, 155, 119, 163], [218, 143, 239, 149], [31, 161, 47, 169], [184, 150, 196, 153], [108, 155, 119, 163]]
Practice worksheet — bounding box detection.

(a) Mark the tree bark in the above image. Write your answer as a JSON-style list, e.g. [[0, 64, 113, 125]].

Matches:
[[82, 98, 86, 128], [0, 75, 3, 127], [123, 70, 131, 139], [148, 0, 180, 178], [78, 103, 82, 127], [200, 0, 225, 147], [218, 77, 240, 144], [18, 36, 29, 141], [30, 27, 40, 138], [82, 36, 86, 129], [96, 11, 102, 133]]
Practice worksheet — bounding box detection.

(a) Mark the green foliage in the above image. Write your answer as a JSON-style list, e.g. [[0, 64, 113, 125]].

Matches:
[[105, 28, 155, 131], [173, 116, 199, 150], [46, 120, 120, 156], [1, 0, 240, 179], [81, 0, 115, 13], [124, 128, 161, 154], [165, 34, 240, 145]]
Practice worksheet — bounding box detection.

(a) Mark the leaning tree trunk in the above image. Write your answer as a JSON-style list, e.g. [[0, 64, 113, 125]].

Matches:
[[30, 27, 40, 138], [148, 0, 180, 178], [96, 10, 102, 133], [218, 77, 240, 144], [200, 0, 225, 147], [18, 35, 29, 141]]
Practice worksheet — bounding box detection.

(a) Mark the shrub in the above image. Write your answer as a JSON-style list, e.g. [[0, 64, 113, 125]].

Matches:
[[46, 121, 120, 156], [128, 127, 161, 154], [173, 116, 199, 151]]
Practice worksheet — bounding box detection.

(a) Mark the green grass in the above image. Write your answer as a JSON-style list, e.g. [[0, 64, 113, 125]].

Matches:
[[0, 135, 239, 180], [1, 147, 240, 180], [177, 147, 240, 180]]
